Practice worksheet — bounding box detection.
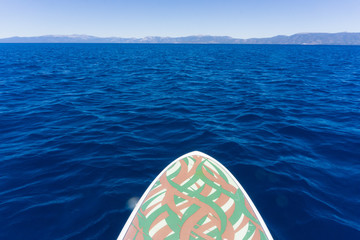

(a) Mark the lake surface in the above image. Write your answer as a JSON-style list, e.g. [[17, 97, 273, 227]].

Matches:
[[1, 43, 359, 239]]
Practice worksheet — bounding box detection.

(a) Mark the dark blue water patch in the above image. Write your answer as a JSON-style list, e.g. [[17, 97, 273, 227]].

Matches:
[[1, 43, 360, 239]]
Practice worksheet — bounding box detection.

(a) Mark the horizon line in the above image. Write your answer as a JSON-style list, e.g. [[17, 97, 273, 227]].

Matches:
[[1, 31, 359, 40]]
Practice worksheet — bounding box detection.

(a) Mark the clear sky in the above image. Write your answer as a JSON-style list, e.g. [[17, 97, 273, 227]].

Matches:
[[1, 0, 359, 38]]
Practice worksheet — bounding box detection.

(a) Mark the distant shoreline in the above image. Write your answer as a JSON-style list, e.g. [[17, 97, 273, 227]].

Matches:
[[1, 43, 360, 46], [1, 32, 360, 45]]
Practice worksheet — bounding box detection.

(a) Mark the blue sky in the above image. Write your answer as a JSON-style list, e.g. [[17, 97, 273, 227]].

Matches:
[[1, 0, 359, 38]]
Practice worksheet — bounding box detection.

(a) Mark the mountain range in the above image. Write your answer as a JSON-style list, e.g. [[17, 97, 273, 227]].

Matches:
[[1, 32, 360, 45]]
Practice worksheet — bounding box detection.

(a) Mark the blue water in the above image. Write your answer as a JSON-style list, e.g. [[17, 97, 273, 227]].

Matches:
[[0, 43, 360, 239]]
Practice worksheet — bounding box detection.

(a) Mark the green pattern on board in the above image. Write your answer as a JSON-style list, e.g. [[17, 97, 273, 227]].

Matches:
[[124, 154, 269, 240]]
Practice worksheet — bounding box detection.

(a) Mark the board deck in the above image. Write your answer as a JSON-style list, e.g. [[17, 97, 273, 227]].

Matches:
[[118, 151, 273, 240]]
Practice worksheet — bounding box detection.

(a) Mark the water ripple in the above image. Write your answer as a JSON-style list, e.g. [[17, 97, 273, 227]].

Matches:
[[1, 44, 360, 239]]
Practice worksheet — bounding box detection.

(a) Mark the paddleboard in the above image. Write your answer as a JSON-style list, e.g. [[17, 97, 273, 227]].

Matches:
[[118, 151, 273, 240]]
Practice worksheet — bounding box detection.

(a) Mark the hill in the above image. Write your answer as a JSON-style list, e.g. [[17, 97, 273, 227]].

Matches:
[[1, 33, 360, 45]]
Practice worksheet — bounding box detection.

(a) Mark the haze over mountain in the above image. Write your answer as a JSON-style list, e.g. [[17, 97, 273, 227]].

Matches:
[[1, 32, 360, 45]]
